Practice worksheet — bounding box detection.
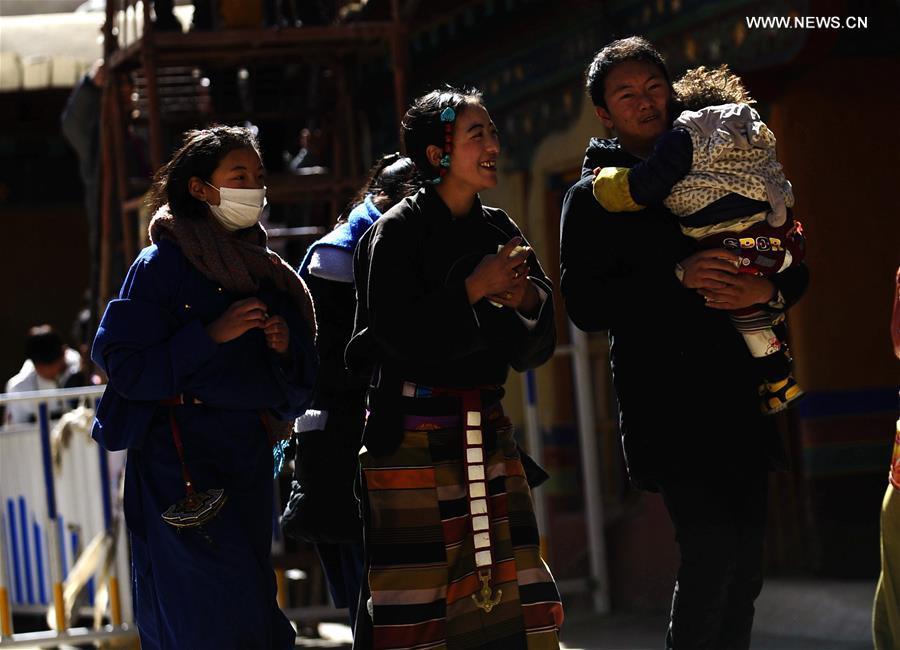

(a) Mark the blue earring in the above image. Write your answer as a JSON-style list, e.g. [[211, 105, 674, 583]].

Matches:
[[429, 105, 456, 184]]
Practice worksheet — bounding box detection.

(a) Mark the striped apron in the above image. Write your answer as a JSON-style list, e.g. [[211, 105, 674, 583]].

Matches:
[[359, 382, 563, 649]]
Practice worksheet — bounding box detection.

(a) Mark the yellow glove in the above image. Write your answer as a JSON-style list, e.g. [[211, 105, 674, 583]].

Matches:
[[591, 167, 644, 212]]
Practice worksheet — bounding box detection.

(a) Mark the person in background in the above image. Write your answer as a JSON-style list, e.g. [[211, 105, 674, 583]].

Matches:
[[61, 60, 149, 310], [286, 126, 329, 175], [91, 125, 317, 650], [873, 265, 900, 648], [61, 59, 105, 309], [5, 325, 82, 424], [346, 86, 563, 649], [282, 153, 417, 637], [151, 0, 183, 31]]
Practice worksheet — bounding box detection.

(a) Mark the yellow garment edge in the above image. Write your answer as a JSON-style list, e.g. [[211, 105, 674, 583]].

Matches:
[[592, 167, 644, 212], [874, 484, 900, 649], [874, 418, 900, 649]]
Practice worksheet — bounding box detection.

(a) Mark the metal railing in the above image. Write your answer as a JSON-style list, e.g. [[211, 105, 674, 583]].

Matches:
[[0, 384, 345, 644], [0, 385, 135, 646]]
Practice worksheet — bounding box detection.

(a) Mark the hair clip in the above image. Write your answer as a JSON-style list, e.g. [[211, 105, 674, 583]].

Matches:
[[440, 106, 456, 122]]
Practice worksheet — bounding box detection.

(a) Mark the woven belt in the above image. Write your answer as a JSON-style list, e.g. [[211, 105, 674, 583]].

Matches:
[[400, 381, 503, 612]]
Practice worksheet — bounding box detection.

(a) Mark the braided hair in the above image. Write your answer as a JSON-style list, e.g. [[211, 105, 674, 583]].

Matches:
[[335, 153, 417, 226]]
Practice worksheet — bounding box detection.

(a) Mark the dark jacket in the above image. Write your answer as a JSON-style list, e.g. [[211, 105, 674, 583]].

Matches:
[[561, 137, 809, 488], [347, 186, 556, 388], [347, 186, 556, 455]]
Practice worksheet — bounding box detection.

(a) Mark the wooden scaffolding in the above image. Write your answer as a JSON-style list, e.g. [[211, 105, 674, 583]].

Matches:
[[97, 0, 410, 304]]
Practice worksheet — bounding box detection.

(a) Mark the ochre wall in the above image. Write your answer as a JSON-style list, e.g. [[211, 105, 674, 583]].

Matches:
[[763, 55, 900, 577], [767, 56, 900, 391], [0, 205, 90, 383]]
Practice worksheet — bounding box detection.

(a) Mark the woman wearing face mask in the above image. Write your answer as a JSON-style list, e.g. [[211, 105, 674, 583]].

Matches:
[[91, 126, 317, 650], [347, 88, 563, 649]]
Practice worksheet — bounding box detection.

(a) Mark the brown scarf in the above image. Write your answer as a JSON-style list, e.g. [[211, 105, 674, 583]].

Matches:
[[148, 206, 316, 339]]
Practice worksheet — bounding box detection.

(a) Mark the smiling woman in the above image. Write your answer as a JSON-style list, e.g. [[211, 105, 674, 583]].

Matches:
[[346, 87, 564, 649]]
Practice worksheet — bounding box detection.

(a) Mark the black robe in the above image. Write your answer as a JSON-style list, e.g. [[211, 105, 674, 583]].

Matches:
[[347, 186, 556, 452], [560, 137, 809, 488]]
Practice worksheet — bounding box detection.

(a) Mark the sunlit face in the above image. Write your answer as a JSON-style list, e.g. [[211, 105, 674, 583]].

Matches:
[[595, 60, 671, 155], [436, 102, 501, 194], [189, 147, 265, 206]]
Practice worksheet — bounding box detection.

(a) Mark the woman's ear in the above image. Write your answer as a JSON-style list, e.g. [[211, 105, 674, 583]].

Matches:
[[425, 144, 443, 171], [188, 177, 211, 203]]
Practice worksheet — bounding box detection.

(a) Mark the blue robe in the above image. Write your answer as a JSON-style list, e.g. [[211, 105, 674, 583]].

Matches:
[[92, 238, 316, 650]]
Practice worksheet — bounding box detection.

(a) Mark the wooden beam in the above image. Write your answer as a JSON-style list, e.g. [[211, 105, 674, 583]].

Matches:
[[389, 0, 409, 128], [104, 22, 397, 72], [109, 75, 135, 264], [103, 0, 117, 58], [140, 1, 164, 171], [98, 89, 114, 309]]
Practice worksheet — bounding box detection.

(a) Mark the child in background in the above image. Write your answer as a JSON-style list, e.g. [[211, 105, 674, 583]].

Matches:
[[592, 65, 806, 413]]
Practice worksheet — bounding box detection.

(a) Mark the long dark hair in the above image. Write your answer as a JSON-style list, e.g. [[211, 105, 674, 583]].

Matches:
[[400, 85, 483, 186], [147, 125, 261, 218], [336, 153, 417, 225]]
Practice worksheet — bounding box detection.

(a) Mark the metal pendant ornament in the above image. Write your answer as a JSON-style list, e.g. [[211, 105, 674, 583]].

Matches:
[[161, 406, 227, 531], [162, 488, 227, 528], [472, 570, 502, 613]]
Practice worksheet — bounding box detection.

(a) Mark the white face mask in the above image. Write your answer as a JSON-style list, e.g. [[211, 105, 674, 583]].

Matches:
[[206, 182, 267, 231]]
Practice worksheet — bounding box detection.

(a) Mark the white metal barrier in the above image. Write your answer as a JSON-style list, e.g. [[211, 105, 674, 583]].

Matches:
[[0, 385, 135, 646], [0, 385, 346, 645], [518, 323, 612, 614]]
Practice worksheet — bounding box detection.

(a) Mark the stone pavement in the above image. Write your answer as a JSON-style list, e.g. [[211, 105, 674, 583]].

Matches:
[[298, 579, 877, 649]]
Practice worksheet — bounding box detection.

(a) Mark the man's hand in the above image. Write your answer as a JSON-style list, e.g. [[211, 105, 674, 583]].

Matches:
[[700, 273, 776, 310], [680, 249, 776, 310], [680, 249, 739, 291]]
